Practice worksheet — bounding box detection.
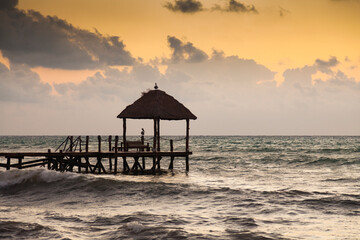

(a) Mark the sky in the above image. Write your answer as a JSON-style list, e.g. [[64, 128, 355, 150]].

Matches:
[[0, 0, 359, 136]]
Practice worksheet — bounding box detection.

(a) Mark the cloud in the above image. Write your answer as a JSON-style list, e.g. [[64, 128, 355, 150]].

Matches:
[[281, 56, 358, 96], [164, 0, 203, 13], [0, 0, 134, 70], [0, 62, 52, 102], [315, 56, 339, 68], [0, 0, 18, 10], [212, 0, 258, 14], [166, 36, 208, 63], [54, 64, 163, 101], [279, 6, 290, 17]]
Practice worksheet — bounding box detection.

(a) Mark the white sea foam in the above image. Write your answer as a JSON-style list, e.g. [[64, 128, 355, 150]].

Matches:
[[125, 221, 146, 233], [0, 169, 78, 188]]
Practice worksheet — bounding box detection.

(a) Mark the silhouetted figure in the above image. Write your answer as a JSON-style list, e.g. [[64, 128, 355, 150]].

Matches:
[[141, 128, 145, 144]]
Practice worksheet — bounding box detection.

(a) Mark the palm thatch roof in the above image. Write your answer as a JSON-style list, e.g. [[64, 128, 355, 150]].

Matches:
[[117, 89, 197, 120]]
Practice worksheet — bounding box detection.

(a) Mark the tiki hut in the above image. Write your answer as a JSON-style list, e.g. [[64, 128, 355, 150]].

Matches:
[[117, 85, 197, 155]]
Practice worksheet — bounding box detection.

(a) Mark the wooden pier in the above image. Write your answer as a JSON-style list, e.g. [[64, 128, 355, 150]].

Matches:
[[0, 135, 191, 174]]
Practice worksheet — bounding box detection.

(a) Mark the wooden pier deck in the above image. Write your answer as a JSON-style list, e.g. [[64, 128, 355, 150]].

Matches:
[[0, 135, 192, 174], [0, 151, 191, 174]]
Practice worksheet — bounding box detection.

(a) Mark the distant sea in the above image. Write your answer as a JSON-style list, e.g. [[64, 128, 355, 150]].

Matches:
[[0, 136, 359, 240]]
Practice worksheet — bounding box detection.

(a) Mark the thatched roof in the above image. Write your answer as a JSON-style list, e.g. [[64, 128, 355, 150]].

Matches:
[[117, 89, 197, 120]]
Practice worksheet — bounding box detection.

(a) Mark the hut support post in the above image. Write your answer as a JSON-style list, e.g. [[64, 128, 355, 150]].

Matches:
[[141, 133, 145, 169], [157, 119, 160, 152], [154, 118, 160, 170], [123, 118, 127, 151], [169, 140, 174, 170], [185, 119, 190, 172], [153, 119, 157, 152]]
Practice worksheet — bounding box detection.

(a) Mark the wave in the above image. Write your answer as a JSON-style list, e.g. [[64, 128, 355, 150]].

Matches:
[[302, 197, 360, 215], [0, 169, 80, 188], [0, 221, 59, 240], [305, 157, 360, 166]]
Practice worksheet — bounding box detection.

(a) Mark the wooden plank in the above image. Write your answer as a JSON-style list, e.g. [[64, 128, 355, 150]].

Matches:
[[20, 162, 47, 169]]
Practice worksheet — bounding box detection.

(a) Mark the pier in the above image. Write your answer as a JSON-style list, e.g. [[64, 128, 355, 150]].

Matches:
[[0, 135, 191, 174], [0, 85, 197, 174]]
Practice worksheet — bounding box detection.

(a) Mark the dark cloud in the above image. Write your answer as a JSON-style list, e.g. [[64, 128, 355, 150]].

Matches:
[[0, 0, 18, 10], [164, 0, 203, 13], [212, 0, 258, 13], [166, 36, 208, 63], [279, 6, 290, 17], [0, 0, 134, 70], [315, 56, 339, 68], [0, 63, 52, 102], [315, 56, 339, 74]]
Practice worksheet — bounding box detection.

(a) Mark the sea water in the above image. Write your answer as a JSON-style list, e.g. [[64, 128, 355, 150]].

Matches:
[[0, 136, 359, 239]]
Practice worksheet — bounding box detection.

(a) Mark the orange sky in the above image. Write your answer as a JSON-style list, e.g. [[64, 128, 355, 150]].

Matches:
[[16, 0, 359, 85]]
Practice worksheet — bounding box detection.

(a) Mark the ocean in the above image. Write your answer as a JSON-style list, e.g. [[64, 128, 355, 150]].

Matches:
[[0, 136, 359, 240]]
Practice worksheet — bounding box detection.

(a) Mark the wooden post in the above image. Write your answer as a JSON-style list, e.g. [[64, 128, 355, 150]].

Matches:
[[18, 157, 22, 169], [169, 140, 174, 170], [122, 156, 130, 172], [69, 136, 74, 172], [114, 136, 118, 174], [77, 137, 82, 173], [70, 136, 73, 152], [108, 135, 112, 171], [186, 119, 190, 153], [98, 135, 101, 152], [157, 156, 161, 170], [59, 150, 63, 171], [6, 157, 10, 170], [142, 156, 146, 170], [152, 156, 156, 173], [85, 136, 89, 152], [79, 137, 82, 152], [123, 118, 127, 151], [157, 119, 160, 152], [141, 132, 145, 169], [47, 149, 51, 170], [85, 136, 89, 173], [185, 119, 190, 171], [153, 119, 157, 152]]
